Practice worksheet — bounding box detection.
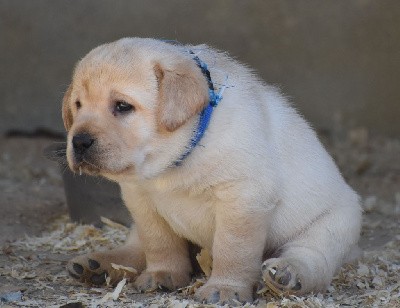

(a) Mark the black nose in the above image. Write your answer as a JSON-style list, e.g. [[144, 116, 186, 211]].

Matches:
[[72, 133, 95, 155]]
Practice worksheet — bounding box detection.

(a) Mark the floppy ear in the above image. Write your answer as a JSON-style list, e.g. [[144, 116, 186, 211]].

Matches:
[[62, 84, 73, 131], [155, 60, 209, 132]]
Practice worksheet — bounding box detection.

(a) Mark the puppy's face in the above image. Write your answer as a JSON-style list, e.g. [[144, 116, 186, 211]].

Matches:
[[62, 39, 208, 180]]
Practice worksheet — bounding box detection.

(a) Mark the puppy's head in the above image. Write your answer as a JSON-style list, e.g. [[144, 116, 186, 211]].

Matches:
[[62, 38, 209, 179]]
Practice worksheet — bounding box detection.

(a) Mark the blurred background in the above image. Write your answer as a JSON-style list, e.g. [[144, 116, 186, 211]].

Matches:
[[1, 0, 400, 136]]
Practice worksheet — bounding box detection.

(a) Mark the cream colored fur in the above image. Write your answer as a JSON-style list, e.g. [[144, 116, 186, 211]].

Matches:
[[63, 38, 362, 304]]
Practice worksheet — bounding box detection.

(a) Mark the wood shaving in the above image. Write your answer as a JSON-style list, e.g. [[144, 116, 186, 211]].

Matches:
[[196, 249, 213, 277], [99, 278, 127, 304], [1, 212, 399, 307], [111, 263, 138, 274], [101, 216, 129, 231], [178, 278, 206, 296]]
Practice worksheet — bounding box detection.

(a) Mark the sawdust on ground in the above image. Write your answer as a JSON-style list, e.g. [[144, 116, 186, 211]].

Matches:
[[0, 128, 399, 307]]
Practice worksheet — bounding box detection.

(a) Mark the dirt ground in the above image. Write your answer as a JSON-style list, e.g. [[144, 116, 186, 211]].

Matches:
[[0, 128, 399, 307]]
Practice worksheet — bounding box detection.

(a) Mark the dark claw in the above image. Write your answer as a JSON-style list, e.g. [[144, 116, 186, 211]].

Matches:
[[68, 270, 81, 280], [161, 273, 173, 290], [72, 263, 84, 275], [88, 259, 100, 270], [90, 272, 107, 285], [209, 291, 220, 303], [234, 292, 239, 300], [292, 279, 302, 291], [158, 285, 170, 292]]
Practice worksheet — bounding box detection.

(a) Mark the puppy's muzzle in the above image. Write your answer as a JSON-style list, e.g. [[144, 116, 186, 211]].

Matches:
[[72, 133, 95, 162]]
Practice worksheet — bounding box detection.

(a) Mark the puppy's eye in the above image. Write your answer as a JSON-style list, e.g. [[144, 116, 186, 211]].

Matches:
[[75, 101, 81, 109], [115, 101, 134, 113]]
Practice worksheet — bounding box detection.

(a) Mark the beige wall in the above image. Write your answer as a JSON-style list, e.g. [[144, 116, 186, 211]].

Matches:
[[1, 0, 399, 136]]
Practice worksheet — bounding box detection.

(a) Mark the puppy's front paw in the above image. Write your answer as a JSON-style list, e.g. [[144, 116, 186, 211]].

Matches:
[[134, 270, 191, 292], [194, 282, 253, 305], [67, 254, 138, 286], [261, 258, 303, 295]]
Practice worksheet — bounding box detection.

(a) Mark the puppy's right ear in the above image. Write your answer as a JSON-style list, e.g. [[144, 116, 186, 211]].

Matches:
[[62, 84, 73, 131]]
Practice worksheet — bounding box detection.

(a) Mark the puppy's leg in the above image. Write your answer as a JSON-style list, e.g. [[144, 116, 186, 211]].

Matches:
[[195, 195, 269, 304], [67, 226, 145, 286], [262, 204, 361, 295], [133, 212, 192, 291], [123, 186, 192, 291]]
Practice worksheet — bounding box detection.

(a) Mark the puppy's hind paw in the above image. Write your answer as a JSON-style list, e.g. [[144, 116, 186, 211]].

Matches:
[[261, 258, 303, 296]]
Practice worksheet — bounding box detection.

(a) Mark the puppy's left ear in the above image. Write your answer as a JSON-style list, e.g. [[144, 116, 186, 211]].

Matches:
[[62, 84, 73, 131], [155, 60, 209, 132]]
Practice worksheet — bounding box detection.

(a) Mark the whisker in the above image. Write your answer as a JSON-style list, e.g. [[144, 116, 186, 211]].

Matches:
[[82, 159, 101, 170]]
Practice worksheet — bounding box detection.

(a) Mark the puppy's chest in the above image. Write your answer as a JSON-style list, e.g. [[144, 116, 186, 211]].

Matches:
[[150, 189, 216, 249]]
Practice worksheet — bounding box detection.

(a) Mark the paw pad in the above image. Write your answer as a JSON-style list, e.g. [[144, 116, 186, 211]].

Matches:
[[268, 266, 292, 286], [90, 272, 108, 285], [88, 259, 100, 270], [262, 259, 303, 295], [67, 258, 108, 286], [72, 263, 84, 275]]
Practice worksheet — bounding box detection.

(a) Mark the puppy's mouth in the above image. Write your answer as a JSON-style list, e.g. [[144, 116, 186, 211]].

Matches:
[[68, 133, 135, 177], [72, 160, 101, 176], [71, 160, 134, 179], [70, 154, 134, 177]]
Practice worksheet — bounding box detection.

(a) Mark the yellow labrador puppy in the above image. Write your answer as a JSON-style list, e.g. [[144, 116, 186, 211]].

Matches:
[[63, 38, 362, 304]]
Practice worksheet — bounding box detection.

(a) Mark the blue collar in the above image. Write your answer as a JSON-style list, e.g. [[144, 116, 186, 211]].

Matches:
[[172, 53, 223, 166]]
